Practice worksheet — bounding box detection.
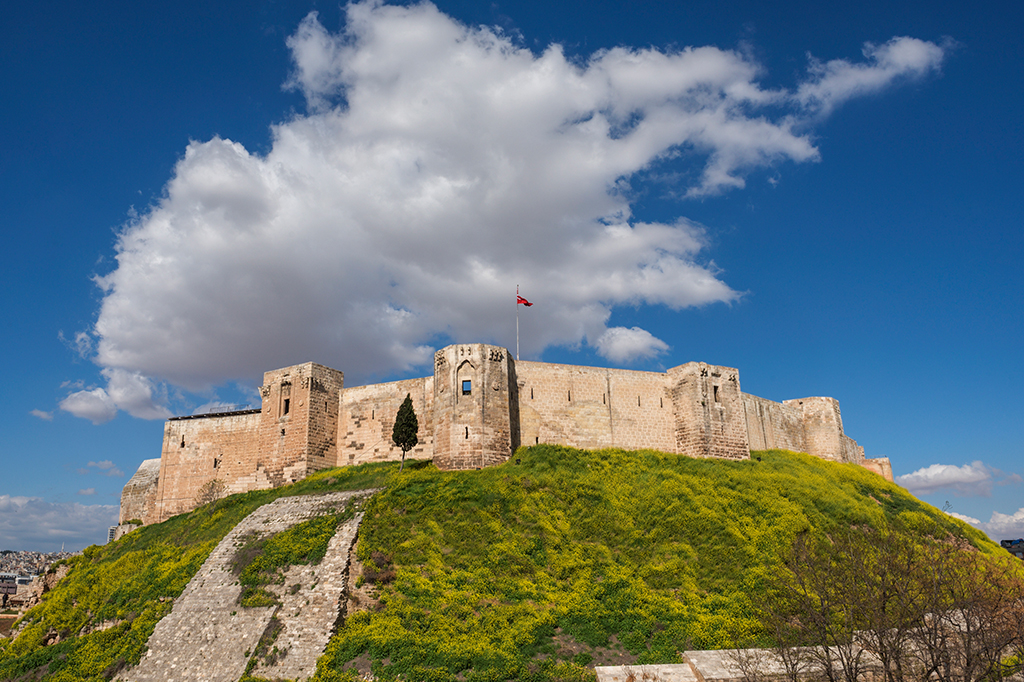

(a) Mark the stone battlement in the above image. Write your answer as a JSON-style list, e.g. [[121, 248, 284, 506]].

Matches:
[[121, 344, 892, 525]]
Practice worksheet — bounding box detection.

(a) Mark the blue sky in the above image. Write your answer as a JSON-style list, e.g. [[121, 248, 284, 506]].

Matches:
[[2, 0, 1021, 552]]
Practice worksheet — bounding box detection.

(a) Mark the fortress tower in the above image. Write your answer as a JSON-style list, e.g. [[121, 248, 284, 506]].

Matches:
[[120, 343, 893, 529], [668, 362, 748, 460], [257, 363, 345, 485], [432, 344, 519, 470]]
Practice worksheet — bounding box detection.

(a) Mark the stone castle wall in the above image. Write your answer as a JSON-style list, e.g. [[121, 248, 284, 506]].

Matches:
[[151, 410, 263, 524], [119, 458, 161, 524], [257, 363, 345, 485], [124, 344, 892, 525], [515, 361, 675, 453], [338, 376, 435, 466], [432, 344, 518, 470], [741, 394, 867, 464], [669, 363, 750, 460]]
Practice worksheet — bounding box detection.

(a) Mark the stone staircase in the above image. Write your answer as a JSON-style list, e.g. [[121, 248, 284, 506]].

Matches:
[[119, 490, 374, 682]]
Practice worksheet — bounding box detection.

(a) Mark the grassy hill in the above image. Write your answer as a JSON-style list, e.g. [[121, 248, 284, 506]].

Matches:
[[0, 447, 998, 682]]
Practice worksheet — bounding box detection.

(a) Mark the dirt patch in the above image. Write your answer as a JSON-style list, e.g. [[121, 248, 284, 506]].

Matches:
[[342, 652, 374, 677], [583, 634, 640, 668], [345, 553, 381, 616], [0, 615, 17, 637]]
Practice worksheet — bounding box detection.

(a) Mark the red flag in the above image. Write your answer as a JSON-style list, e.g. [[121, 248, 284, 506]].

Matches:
[[517, 295, 533, 307]]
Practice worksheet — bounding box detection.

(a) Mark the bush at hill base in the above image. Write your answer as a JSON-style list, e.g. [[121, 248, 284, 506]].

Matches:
[[0, 447, 1001, 682]]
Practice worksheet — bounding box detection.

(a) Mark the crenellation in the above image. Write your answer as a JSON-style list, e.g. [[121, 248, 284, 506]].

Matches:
[[123, 343, 892, 525]]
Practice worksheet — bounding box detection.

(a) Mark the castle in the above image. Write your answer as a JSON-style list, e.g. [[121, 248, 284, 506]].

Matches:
[[119, 343, 893, 526]]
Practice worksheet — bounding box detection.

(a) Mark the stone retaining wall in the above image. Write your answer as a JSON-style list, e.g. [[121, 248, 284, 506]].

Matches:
[[119, 490, 374, 682]]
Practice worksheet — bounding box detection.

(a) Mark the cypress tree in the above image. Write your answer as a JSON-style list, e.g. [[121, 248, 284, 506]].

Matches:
[[391, 393, 419, 472]]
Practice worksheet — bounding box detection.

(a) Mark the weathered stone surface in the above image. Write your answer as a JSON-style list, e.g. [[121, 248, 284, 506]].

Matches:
[[119, 459, 161, 525], [596, 663, 698, 682], [122, 343, 886, 526], [119, 491, 372, 682]]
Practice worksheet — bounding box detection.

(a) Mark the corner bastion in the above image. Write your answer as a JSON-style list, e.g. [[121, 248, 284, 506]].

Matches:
[[122, 343, 892, 525]]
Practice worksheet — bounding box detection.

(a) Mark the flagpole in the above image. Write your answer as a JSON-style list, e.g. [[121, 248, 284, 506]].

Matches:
[[516, 285, 520, 361]]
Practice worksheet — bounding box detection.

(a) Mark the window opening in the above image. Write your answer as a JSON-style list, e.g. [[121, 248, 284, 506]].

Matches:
[[713, 386, 720, 403], [637, 396, 641, 406], [568, 390, 571, 402], [465, 426, 469, 439], [531, 387, 534, 399], [603, 393, 606, 404], [462, 380, 472, 395], [660, 397, 663, 408], [281, 429, 286, 436], [213, 457, 220, 469], [180, 435, 185, 448], [535, 436, 539, 444], [372, 409, 374, 420]]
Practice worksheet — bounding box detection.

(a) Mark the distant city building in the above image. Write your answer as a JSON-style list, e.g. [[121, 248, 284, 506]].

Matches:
[[0, 574, 17, 596], [1001, 539, 1024, 560]]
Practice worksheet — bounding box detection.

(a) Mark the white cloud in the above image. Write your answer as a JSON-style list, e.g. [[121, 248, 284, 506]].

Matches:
[[30, 409, 53, 421], [594, 326, 670, 363], [78, 488, 96, 496], [85, 460, 125, 477], [59, 330, 94, 359], [59, 386, 117, 424], [60, 368, 171, 423], [981, 507, 1024, 540], [70, 2, 947, 415], [0, 495, 118, 552], [944, 510, 980, 525], [897, 461, 996, 497], [795, 37, 948, 116]]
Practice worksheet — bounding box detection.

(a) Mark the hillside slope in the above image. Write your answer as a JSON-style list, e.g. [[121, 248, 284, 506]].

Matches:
[[0, 447, 995, 682]]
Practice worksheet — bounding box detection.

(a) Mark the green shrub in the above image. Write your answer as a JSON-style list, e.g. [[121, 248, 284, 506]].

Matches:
[[311, 446, 999, 681]]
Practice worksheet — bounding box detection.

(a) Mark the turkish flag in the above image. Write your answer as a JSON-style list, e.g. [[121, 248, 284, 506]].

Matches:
[[517, 295, 533, 307]]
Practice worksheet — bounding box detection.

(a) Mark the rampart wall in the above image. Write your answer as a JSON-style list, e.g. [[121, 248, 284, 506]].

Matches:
[[257, 363, 345, 485], [338, 376, 434, 466], [515, 361, 676, 453], [123, 344, 891, 525], [119, 458, 161, 524], [741, 394, 866, 464], [150, 409, 262, 524]]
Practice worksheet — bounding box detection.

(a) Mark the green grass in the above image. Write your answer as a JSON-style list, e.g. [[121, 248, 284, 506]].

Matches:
[[0, 447, 998, 682], [312, 447, 995, 682], [0, 461, 394, 682]]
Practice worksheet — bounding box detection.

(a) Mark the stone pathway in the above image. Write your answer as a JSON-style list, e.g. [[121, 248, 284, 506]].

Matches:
[[595, 664, 697, 682], [119, 490, 374, 682]]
